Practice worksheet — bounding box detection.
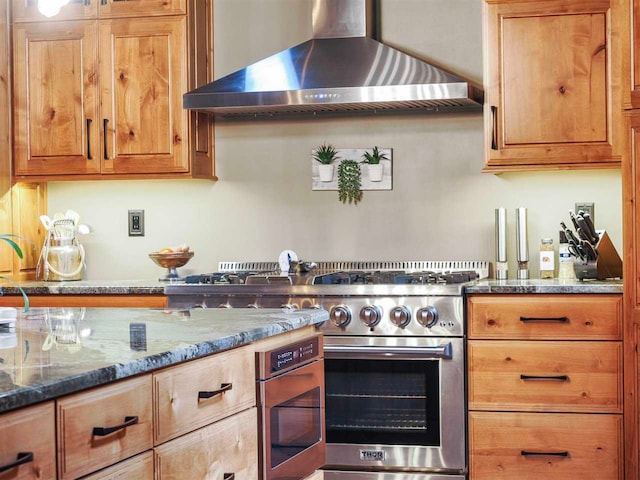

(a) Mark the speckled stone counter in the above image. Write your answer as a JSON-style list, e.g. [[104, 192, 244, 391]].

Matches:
[[0, 279, 166, 296], [465, 278, 623, 294], [0, 307, 328, 414]]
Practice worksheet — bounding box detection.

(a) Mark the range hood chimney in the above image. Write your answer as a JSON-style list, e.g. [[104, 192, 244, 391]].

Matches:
[[183, 0, 483, 119]]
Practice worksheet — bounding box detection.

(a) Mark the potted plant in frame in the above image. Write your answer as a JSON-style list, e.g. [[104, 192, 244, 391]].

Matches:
[[361, 146, 388, 182], [313, 143, 340, 182]]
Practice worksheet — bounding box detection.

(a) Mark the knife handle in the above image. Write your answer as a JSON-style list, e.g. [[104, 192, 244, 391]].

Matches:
[[582, 213, 599, 244]]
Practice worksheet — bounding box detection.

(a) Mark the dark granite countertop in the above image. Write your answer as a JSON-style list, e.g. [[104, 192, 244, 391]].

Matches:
[[0, 307, 328, 414], [0, 279, 166, 296], [465, 278, 623, 294]]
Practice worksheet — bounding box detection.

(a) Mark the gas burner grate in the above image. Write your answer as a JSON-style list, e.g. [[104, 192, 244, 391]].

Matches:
[[219, 260, 489, 278]]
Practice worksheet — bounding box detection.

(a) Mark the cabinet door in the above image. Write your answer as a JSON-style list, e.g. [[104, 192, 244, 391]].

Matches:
[[12, 0, 98, 23], [0, 402, 56, 480], [98, 0, 186, 19], [0, 0, 11, 276], [99, 16, 188, 175], [154, 407, 259, 480], [624, 0, 640, 108], [483, 0, 621, 171], [469, 411, 622, 479], [13, 21, 100, 176], [11, 183, 46, 281], [57, 375, 153, 479]]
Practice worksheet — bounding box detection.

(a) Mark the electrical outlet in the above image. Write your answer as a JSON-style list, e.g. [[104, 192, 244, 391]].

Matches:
[[128, 210, 144, 236], [575, 202, 595, 222]]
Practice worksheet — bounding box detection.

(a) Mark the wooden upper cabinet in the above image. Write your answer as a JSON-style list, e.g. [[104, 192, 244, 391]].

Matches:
[[98, 0, 186, 19], [623, 0, 640, 108], [12, 0, 185, 22], [99, 17, 188, 174], [483, 0, 622, 172], [12, 0, 98, 23], [13, 20, 100, 176], [11, 0, 214, 181]]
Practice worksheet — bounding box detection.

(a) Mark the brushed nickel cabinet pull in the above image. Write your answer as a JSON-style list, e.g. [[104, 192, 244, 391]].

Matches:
[[520, 374, 569, 381], [521, 450, 569, 457], [491, 105, 498, 150], [198, 382, 233, 400], [92, 415, 138, 436], [86, 118, 93, 159], [0, 452, 33, 473], [520, 316, 569, 323]]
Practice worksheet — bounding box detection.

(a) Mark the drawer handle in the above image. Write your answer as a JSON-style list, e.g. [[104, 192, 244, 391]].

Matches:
[[92, 416, 139, 436], [86, 118, 93, 160], [491, 105, 498, 150], [224, 474, 235, 480], [103, 119, 110, 159], [520, 374, 569, 381], [519, 316, 569, 323], [0, 452, 33, 473], [198, 382, 233, 400], [521, 450, 569, 457]]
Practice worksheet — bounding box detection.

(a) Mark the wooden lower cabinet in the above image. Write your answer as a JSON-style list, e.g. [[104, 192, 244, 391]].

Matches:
[[80, 451, 154, 479], [0, 401, 56, 480], [57, 375, 153, 479], [154, 406, 258, 479], [468, 340, 623, 413], [469, 412, 623, 479], [153, 344, 256, 444], [468, 294, 623, 479]]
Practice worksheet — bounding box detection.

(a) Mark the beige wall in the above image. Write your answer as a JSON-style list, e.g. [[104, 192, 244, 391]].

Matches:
[[47, 0, 622, 280]]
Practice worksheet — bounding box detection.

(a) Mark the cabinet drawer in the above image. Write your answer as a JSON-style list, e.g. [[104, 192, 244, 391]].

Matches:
[[469, 412, 622, 480], [0, 402, 55, 480], [468, 340, 622, 413], [153, 345, 256, 444], [154, 407, 258, 479], [468, 295, 622, 340], [57, 375, 153, 479], [80, 451, 153, 479]]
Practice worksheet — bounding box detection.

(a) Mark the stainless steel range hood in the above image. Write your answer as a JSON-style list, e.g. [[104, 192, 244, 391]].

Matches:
[[183, 0, 483, 119]]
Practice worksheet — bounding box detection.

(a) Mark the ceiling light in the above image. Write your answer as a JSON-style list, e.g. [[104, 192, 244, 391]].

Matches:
[[37, 0, 71, 18]]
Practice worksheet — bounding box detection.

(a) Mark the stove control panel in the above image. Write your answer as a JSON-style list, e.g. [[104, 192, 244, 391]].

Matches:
[[316, 296, 463, 337]]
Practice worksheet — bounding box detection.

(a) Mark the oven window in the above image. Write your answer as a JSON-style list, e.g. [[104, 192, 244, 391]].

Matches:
[[270, 386, 322, 468], [325, 359, 440, 446]]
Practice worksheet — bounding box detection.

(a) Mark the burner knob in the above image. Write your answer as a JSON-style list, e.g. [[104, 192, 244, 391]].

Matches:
[[416, 306, 439, 328], [217, 304, 231, 309], [280, 304, 296, 311], [330, 305, 352, 327], [246, 304, 259, 309], [359, 306, 382, 327], [390, 306, 411, 328]]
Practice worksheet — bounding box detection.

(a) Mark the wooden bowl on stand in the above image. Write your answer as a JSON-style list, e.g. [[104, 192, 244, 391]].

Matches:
[[148, 251, 194, 281]]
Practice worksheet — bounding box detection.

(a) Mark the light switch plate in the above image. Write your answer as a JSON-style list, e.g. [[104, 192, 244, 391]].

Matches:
[[128, 209, 144, 236], [575, 202, 594, 222]]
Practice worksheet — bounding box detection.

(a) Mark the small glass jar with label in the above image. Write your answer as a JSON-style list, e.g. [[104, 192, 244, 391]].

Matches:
[[539, 238, 555, 279]]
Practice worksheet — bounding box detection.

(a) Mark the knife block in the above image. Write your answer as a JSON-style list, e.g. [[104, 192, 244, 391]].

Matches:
[[573, 230, 622, 280]]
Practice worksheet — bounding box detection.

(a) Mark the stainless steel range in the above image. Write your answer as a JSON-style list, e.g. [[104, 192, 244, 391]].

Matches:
[[166, 260, 489, 480]]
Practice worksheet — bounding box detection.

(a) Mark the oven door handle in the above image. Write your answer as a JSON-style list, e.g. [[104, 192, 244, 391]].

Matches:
[[323, 343, 453, 360]]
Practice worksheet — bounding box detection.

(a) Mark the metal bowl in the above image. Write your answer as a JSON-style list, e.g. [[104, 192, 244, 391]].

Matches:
[[148, 251, 194, 281]]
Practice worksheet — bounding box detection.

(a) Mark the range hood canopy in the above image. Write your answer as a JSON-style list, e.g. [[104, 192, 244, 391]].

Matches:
[[183, 0, 483, 119]]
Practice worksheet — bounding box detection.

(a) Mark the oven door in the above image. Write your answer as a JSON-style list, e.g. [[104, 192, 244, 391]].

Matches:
[[323, 336, 465, 474], [258, 358, 326, 480]]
